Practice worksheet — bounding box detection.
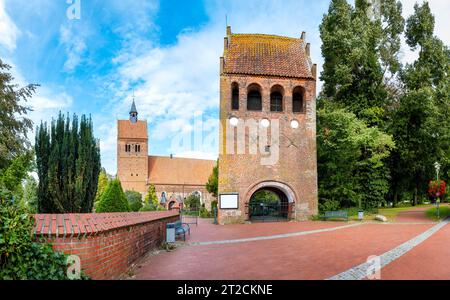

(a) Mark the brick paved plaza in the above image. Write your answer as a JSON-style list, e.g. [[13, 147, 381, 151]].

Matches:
[[130, 207, 449, 280]]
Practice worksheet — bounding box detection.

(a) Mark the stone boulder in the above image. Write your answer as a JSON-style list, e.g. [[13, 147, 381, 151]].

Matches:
[[374, 215, 388, 222]]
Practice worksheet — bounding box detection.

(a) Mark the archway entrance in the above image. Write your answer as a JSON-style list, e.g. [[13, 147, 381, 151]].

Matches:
[[248, 187, 290, 222]]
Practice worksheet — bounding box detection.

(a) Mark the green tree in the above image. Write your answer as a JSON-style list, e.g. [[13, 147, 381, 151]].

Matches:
[[35, 113, 101, 213], [389, 2, 450, 205], [125, 190, 143, 212], [20, 176, 38, 213], [184, 194, 201, 211], [317, 102, 394, 210], [94, 169, 109, 209], [0, 60, 37, 171], [95, 179, 130, 213], [140, 184, 160, 211], [0, 151, 33, 201], [206, 161, 218, 198], [320, 0, 404, 126]]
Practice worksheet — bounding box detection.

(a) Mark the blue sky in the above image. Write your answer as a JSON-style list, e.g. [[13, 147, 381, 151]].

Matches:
[[0, 0, 449, 175]]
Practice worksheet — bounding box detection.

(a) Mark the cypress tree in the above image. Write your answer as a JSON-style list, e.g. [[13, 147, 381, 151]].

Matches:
[[35, 112, 100, 213]]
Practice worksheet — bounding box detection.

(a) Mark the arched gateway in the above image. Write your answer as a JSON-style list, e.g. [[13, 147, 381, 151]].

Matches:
[[245, 181, 296, 222]]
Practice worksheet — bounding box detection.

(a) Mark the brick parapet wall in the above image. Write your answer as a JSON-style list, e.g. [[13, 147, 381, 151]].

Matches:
[[33, 211, 179, 279]]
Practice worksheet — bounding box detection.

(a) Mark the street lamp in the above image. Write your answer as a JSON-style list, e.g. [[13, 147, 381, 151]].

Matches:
[[434, 161, 441, 219]]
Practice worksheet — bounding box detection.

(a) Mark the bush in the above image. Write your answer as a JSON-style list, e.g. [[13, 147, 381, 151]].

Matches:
[[125, 190, 143, 212], [199, 206, 211, 218], [140, 203, 166, 212], [144, 184, 159, 208], [0, 198, 87, 279], [318, 199, 340, 212], [95, 179, 130, 213], [184, 194, 201, 211]]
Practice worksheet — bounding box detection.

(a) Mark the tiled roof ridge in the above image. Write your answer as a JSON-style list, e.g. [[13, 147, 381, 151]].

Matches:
[[230, 33, 302, 41], [33, 211, 179, 238]]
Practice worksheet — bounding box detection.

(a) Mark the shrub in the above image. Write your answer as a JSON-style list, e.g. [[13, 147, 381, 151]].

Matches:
[[144, 184, 159, 208], [0, 198, 87, 279], [125, 190, 143, 212], [318, 199, 340, 212], [199, 206, 211, 218], [95, 179, 130, 213], [184, 194, 201, 211]]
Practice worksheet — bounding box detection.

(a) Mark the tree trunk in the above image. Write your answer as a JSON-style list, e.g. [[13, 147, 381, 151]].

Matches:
[[413, 187, 418, 206]]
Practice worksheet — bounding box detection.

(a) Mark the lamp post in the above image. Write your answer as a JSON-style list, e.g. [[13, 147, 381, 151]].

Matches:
[[434, 162, 441, 219]]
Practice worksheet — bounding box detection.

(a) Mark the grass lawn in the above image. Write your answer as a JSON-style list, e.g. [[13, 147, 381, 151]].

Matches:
[[425, 206, 450, 221]]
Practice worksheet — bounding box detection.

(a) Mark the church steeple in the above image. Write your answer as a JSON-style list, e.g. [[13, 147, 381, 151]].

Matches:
[[129, 99, 138, 123]]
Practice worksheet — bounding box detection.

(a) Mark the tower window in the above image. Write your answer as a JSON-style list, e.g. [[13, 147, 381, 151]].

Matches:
[[231, 83, 239, 110], [135, 144, 141, 152], [125, 144, 131, 152], [247, 84, 262, 111], [270, 92, 283, 112], [293, 87, 305, 113]]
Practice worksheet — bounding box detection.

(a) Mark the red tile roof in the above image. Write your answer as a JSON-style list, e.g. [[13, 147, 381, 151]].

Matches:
[[223, 33, 313, 79], [148, 156, 216, 186]]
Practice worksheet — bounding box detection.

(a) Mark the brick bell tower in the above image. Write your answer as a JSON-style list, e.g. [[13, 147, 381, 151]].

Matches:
[[117, 99, 149, 194], [218, 27, 318, 224]]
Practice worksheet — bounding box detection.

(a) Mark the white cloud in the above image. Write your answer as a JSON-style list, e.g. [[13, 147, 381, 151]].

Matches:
[[59, 23, 87, 72], [0, 0, 20, 51]]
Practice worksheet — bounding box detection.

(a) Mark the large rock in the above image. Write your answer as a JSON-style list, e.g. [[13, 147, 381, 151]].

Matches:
[[375, 215, 388, 222]]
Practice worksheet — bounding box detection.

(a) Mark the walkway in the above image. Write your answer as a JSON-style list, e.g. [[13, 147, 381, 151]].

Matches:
[[130, 213, 450, 279]]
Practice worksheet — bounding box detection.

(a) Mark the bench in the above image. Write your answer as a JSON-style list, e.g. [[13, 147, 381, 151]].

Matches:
[[323, 210, 348, 221], [174, 220, 190, 241]]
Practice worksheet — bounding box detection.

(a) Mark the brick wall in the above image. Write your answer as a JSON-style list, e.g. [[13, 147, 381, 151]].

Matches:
[[34, 211, 179, 280]]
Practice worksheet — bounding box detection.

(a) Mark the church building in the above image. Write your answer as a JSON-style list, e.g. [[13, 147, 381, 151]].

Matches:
[[218, 27, 318, 224], [117, 101, 216, 210]]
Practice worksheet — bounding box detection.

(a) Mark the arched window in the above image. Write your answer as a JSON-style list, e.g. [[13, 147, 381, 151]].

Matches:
[[247, 84, 262, 111], [292, 86, 305, 113], [231, 82, 239, 110], [270, 92, 283, 112], [125, 144, 131, 152], [134, 144, 141, 152]]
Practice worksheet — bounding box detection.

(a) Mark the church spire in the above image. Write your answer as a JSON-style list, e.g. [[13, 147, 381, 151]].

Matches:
[[129, 97, 138, 123]]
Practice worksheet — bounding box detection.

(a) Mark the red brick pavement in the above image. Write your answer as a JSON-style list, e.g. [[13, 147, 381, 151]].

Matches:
[[187, 218, 356, 243], [380, 222, 450, 280], [133, 222, 432, 280]]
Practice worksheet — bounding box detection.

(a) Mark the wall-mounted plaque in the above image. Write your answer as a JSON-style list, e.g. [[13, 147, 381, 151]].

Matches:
[[219, 193, 239, 209]]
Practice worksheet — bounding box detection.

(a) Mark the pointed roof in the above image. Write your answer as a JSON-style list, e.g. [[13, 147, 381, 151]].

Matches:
[[130, 99, 138, 114]]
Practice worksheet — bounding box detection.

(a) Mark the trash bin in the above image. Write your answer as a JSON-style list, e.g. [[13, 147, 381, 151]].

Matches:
[[166, 223, 175, 243], [358, 210, 364, 221]]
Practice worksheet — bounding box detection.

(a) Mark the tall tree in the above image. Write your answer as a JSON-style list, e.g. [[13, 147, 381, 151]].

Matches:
[[205, 161, 218, 198], [317, 102, 394, 210], [389, 2, 450, 205], [0, 60, 37, 171], [35, 113, 101, 213], [320, 0, 404, 126]]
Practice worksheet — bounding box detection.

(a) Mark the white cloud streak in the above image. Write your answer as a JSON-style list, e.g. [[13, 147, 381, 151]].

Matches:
[[0, 0, 20, 51]]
